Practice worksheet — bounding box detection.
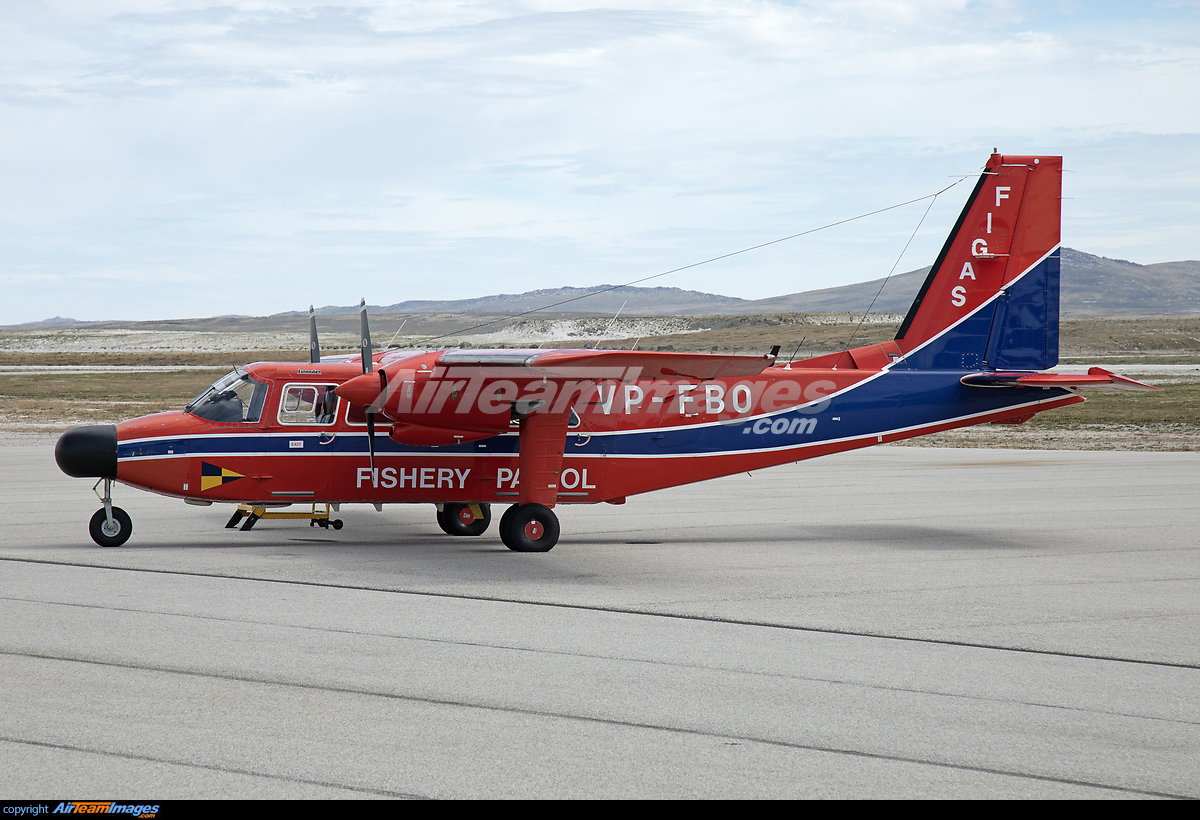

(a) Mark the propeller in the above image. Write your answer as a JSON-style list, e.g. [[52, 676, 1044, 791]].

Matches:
[[359, 298, 378, 473], [329, 300, 392, 477], [309, 305, 321, 364]]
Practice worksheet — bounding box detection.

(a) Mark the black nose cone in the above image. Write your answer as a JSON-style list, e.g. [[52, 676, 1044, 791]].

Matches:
[[55, 425, 118, 478]]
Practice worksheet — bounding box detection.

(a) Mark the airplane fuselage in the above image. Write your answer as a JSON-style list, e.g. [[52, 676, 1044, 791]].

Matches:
[[111, 353, 1083, 508]]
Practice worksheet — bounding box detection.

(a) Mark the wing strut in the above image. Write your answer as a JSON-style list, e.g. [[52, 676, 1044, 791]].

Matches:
[[517, 412, 571, 508]]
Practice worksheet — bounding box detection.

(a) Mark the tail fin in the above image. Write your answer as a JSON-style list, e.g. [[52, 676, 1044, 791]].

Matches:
[[895, 152, 1062, 370]]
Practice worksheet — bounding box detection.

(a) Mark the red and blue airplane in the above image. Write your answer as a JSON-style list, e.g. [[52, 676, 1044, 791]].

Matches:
[[55, 152, 1157, 551]]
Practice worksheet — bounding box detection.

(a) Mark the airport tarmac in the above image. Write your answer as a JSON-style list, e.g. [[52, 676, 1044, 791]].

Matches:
[[1, 441, 1197, 798]]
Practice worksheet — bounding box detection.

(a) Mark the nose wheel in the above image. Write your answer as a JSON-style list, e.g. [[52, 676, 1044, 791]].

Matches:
[[498, 503, 559, 552], [89, 506, 132, 547]]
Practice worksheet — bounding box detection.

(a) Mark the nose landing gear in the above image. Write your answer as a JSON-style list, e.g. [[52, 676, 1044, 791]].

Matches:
[[89, 478, 131, 547]]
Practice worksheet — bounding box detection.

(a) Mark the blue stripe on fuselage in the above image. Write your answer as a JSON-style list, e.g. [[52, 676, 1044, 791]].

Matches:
[[597, 369, 1064, 455], [118, 370, 1065, 461]]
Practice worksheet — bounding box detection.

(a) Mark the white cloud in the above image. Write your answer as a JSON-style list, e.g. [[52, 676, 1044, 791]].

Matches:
[[1, 1, 1198, 322]]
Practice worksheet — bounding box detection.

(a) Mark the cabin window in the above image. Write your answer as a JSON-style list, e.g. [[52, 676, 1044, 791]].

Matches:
[[278, 384, 339, 425], [346, 401, 384, 426], [186, 370, 268, 423]]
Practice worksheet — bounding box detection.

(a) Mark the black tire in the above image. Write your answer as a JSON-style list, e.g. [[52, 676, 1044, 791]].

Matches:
[[437, 503, 491, 536], [332, 519, 343, 530], [498, 503, 520, 544], [500, 503, 559, 552], [89, 507, 132, 548]]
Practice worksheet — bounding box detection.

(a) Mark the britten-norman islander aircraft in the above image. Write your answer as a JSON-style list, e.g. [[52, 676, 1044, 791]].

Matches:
[[55, 152, 1158, 551]]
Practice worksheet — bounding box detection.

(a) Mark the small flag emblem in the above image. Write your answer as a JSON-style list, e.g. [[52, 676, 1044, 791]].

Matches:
[[201, 462, 245, 491]]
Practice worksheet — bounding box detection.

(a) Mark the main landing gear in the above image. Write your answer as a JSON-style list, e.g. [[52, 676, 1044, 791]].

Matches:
[[437, 503, 492, 537], [433, 502, 560, 551], [498, 503, 560, 552], [89, 478, 131, 547]]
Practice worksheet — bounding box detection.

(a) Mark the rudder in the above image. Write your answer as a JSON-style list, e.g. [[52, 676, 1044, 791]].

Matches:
[[895, 152, 1062, 370]]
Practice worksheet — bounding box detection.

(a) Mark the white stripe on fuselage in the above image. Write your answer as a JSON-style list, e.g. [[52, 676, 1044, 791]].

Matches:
[[119, 392, 1072, 465]]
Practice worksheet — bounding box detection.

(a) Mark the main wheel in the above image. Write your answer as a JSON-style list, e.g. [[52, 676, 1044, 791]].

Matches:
[[499, 503, 559, 552], [498, 503, 520, 544], [437, 503, 491, 537], [89, 507, 132, 548]]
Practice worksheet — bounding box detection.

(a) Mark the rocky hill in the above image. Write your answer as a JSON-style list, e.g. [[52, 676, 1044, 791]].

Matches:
[[302, 248, 1200, 319]]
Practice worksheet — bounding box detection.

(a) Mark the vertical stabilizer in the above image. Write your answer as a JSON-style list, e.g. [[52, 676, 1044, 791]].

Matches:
[[895, 153, 1062, 370]]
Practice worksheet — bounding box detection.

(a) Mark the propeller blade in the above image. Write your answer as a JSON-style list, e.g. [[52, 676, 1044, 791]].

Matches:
[[334, 368, 387, 475], [308, 305, 321, 364], [366, 410, 376, 474], [359, 298, 373, 374], [376, 369, 389, 407], [365, 370, 388, 474]]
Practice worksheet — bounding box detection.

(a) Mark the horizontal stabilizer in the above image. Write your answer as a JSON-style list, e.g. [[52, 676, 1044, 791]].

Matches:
[[961, 367, 1161, 392]]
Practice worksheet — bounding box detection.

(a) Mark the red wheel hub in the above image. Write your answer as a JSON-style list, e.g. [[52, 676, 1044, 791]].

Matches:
[[457, 508, 475, 525], [524, 520, 543, 540]]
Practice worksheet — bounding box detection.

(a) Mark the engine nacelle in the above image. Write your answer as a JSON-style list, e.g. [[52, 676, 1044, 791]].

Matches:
[[381, 373, 521, 434]]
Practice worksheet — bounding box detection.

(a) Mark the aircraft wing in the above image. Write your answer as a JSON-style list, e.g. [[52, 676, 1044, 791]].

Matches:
[[436, 349, 777, 380], [961, 367, 1162, 392]]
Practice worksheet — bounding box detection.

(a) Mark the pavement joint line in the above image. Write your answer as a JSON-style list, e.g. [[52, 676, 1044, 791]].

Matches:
[[3, 555, 1198, 671], [0, 733, 427, 799], [1, 649, 1189, 800]]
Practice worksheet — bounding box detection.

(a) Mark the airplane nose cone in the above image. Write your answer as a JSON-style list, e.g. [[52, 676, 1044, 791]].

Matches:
[[55, 424, 118, 478]]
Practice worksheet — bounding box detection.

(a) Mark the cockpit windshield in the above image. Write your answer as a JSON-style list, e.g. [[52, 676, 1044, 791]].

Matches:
[[186, 370, 268, 423]]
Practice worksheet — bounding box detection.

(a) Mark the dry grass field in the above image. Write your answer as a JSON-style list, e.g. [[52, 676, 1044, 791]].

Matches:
[[2, 315, 1197, 449]]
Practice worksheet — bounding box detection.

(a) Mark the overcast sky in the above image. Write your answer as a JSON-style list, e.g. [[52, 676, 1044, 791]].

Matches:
[[2, 0, 1198, 324]]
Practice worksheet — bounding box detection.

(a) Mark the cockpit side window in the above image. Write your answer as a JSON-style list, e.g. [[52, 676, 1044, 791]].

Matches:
[[186, 370, 269, 423], [278, 384, 339, 425]]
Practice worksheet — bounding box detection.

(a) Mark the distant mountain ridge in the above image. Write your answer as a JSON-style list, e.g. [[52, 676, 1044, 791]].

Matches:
[[295, 285, 750, 318], [8, 248, 1198, 329], [291, 248, 1200, 319]]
